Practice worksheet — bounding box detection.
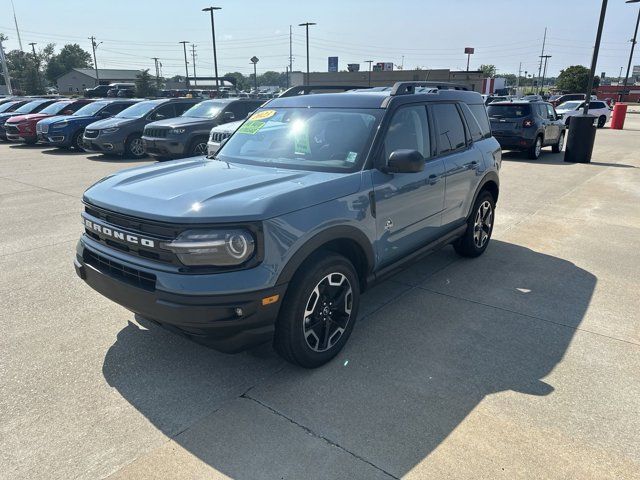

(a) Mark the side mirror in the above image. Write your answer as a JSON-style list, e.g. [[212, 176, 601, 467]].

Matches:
[[62, 110, 74, 115], [384, 149, 425, 174], [222, 111, 235, 121]]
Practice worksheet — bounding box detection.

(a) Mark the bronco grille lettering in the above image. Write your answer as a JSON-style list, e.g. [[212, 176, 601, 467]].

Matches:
[[84, 218, 156, 248]]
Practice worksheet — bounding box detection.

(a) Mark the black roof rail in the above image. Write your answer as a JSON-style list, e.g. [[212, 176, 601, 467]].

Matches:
[[278, 85, 368, 97], [390, 81, 469, 96]]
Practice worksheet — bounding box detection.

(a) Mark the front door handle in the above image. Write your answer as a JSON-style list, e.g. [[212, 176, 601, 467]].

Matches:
[[428, 174, 439, 185], [468, 160, 479, 170]]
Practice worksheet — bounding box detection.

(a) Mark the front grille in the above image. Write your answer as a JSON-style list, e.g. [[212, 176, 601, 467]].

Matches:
[[84, 129, 99, 139], [211, 131, 231, 143], [144, 128, 169, 138], [5, 125, 19, 134], [37, 123, 49, 134], [84, 250, 156, 290]]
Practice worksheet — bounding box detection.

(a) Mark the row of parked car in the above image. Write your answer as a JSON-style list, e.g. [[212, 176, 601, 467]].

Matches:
[[0, 95, 263, 160]]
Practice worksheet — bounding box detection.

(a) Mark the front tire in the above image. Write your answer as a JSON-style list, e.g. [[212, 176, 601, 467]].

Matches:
[[189, 137, 208, 156], [274, 251, 360, 368], [71, 130, 85, 151], [453, 191, 495, 258], [125, 134, 146, 159]]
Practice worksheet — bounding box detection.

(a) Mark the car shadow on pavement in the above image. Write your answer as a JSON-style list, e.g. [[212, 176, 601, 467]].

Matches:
[[85, 154, 150, 163], [40, 147, 86, 156], [102, 240, 596, 479]]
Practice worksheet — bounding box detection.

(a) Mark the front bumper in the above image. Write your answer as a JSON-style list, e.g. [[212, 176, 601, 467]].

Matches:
[[142, 137, 187, 158], [44, 131, 71, 146], [74, 236, 287, 352], [207, 140, 221, 157], [83, 137, 126, 155]]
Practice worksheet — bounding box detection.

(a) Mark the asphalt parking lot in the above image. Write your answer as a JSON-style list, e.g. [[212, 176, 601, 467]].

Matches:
[[2, 115, 640, 480]]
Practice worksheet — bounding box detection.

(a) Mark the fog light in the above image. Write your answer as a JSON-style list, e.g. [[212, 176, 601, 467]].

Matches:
[[235, 307, 244, 317], [104, 143, 113, 150]]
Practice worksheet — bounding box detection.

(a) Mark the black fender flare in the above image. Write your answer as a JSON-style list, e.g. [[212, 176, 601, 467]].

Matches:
[[276, 225, 375, 285], [466, 171, 500, 219]]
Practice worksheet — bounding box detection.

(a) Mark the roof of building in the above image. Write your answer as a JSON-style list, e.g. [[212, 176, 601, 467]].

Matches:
[[63, 68, 142, 80]]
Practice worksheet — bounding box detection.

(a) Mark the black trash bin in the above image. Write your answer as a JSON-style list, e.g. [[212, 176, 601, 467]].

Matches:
[[564, 114, 597, 163]]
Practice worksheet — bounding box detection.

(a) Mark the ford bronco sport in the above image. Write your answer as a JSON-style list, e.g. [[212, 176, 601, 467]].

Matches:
[[75, 82, 501, 368]]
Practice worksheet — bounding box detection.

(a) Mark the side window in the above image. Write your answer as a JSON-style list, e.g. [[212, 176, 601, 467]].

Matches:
[[383, 105, 431, 160], [468, 104, 491, 138], [432, 103, 467, 155], [149, 104, 175, 121], [591, 102, 605, 109], [102, 103, 129, 116], [460, 103, 483, 142], [546, 105, 556, 120], [175, 102, 197, 116], [223, 102, 245, 120]]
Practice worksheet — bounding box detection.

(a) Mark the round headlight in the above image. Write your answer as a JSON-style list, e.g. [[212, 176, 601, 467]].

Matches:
[[161, 229, 256, 266]]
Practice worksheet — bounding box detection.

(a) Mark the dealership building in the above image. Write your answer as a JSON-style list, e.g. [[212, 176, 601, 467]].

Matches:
[[56, 68, 141, 94], [290, 68, 487, 92]]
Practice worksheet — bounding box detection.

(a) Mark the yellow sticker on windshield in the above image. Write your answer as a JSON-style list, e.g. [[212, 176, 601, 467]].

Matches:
[[237, 120, 265, 135], [249, 110, 276, 121]]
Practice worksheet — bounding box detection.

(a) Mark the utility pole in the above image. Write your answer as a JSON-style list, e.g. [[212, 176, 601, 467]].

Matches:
[[540, 55, 552, 93], [152, 57, 161, 89], [191, 44, 198, 86], [89, 36, 101, 84], [0, 36, 13, 95], [537, 27, 547, 93], [179, 41, 190, 88], [10, 0, 23, 52], [622, 2, 640, 101], [202, 7, 221, 90], [364, 60, 373, 87], [618, 66, 624, 84], [28, 42, 40, 91], [289, 25, 293, 82], [516, 62, 522, 91], [298, 22, 316, 85]]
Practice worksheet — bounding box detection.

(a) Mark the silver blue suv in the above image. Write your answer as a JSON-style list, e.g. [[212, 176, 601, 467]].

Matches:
[[74, 82, 501, 368]]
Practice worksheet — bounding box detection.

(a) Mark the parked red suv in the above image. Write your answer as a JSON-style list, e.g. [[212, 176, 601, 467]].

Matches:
[[5, 99, 94, 144]]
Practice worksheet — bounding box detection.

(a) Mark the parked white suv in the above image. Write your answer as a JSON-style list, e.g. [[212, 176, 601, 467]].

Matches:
[[207, 119, 242, 157], [556, 100, 611, 128]]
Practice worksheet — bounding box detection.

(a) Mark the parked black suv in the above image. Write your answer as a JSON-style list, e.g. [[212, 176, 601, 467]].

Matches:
[[487, 101, 566, 159], [142, 98, 263, 158], [83, 98, 201, 158]]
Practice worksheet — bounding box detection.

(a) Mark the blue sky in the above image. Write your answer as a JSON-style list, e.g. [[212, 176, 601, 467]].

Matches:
[[1, 0, 637, 79]]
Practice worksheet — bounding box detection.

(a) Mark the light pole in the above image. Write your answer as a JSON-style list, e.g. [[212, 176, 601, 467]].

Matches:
[[179, 41, 190, 88], [364, 60, 373, 87], [464, 47, 474, 72], [299, 22, 316, 85], [622, 0, 640, 101], [250, 56, 259, 92], [564, 0, 609, 163], [202, 6, 221, 90]]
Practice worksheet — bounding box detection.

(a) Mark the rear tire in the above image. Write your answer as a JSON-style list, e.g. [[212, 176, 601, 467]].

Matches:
[[552, 131, 565, 153], [528, 135, 543, 159], [453, 191, 495, 258], [597, 115, 606, 128], [274, 251, 360, 368]]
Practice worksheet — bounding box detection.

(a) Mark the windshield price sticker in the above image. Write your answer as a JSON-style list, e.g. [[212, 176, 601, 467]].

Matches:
[[237, 121, 266, 135], [249, 110, 276, 121]]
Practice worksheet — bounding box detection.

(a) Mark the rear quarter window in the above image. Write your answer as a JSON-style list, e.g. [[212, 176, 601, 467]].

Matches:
[[468, 104, 492, 138], [460, 103, 483, 142]]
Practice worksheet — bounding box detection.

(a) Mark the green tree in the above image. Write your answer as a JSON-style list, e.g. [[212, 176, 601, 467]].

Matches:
[[45, 43, 92, 84], [479, 64, 497, 78], [257, 70, 287, 88], [223, 71, 249, 91], [555, 65, 594, 93], [135, 69, 156, 97]]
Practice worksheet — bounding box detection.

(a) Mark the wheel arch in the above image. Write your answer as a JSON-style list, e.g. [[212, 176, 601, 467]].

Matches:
[[276, 226, 375, 292], [466, 171, 499, 220]]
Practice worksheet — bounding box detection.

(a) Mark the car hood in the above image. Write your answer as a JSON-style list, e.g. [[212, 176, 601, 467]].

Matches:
[[83, 158, 361, 223], [87, 117, 137, 129], [147, 116, 216, 129], [211, 119, 243, 133], [44, 114, 98, 126], [6, 113, 49, 123]]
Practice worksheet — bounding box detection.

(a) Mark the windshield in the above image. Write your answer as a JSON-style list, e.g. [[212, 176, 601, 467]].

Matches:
[[557, 101, 581, 110], [115, 101, 159, 119], [216, 107, 383, 172], [73, 101, 109, 116], [39, 102, 72, 115], [14, 100, 46, 114], [487, 104, 531, 118], [182, 101, 224, 118], [0, 101, 19, 113]]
